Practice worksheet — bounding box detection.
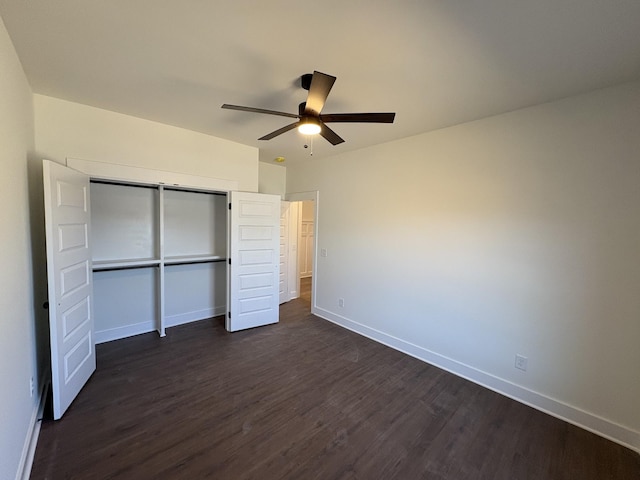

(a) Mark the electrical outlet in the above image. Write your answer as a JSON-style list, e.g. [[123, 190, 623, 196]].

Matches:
[[515, 354, 528, 371], [321, 248, 328, 257], [338, 298, 344, 307], [30, 377, 34, 397]]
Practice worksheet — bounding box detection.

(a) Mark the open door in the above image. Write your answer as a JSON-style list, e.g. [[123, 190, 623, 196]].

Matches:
[[227, 191, 280, 332], [43, 160, 96, 419], [279, 201, 290, 304]]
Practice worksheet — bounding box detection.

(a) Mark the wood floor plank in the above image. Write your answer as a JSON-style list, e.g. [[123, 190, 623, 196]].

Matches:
[[31, 298, 639, 479]]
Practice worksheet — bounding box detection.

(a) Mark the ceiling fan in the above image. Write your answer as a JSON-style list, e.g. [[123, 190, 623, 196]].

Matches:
[[221, 71, 396, 145]]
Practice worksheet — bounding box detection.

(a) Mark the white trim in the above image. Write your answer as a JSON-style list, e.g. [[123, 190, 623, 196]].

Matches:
[[312, 305, 640, 454], [164, 306, 226, 328], [17, 378, 48, 480], [158, 185, 166, 337], [286, 202, 299, 302], [95, 321, 155, 344], [66, 157, 238, 192]]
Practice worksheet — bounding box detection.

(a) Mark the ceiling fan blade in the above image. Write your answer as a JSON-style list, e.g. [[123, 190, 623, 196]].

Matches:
[[221, 104, 299, 119], [320, 112, 396, 123], [319, 121, 345, 145], [258, 121, 300, 140], [304, 71, 337, 116]]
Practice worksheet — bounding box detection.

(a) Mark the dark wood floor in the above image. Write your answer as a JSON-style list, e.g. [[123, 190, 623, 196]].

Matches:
[[300, 276, 311, 303], [31, 297, 639, 479]]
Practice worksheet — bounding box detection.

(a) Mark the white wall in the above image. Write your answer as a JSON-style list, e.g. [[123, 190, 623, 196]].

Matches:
[[287, 81, 640, 451], [258, 161, 286, 197], [0, 15, 39, 480], [34, 95, 259, 191]]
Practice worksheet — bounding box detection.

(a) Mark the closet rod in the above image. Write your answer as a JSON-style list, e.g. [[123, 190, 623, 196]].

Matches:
[[90, 180, 227, 195], [162, 187, 227, 196], [93, 264, 160, 273], [90, 179, 158, 189], [165, 258, 227, 266]]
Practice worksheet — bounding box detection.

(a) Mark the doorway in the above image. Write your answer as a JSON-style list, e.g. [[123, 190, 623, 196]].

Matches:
[[284, 191, 319, 311], [297, 200, 314, 304]]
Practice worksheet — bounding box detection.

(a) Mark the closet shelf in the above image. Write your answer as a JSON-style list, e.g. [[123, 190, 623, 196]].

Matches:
[[164, 254, 226, 266], [92, 258, 161, 271]]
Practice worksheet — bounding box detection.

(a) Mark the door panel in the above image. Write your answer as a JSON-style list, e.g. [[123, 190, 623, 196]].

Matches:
[[227, 192, 280, 332], [43, 160, 96, 419], [299, 220, 314, 277]]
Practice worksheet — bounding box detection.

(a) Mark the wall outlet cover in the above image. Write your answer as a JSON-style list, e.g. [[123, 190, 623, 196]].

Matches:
[[515, 354, 528, 371]]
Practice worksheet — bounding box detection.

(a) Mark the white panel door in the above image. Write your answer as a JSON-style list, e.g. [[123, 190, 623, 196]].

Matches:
[[227, 191, 280, 332], [279, 201, 290, 304], [43, 160, 96, 419], [299, 220, 314, 277]]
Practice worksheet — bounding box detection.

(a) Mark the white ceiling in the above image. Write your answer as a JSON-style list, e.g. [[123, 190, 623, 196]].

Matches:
[[2, 0, 640, 165]]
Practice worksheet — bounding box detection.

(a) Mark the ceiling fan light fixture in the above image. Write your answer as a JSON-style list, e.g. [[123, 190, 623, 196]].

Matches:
[[298, 118, 321, 135], [222, 71, 395, 145]]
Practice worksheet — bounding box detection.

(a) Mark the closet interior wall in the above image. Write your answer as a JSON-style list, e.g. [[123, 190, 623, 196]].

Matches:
[[90, 180, 227, 343]]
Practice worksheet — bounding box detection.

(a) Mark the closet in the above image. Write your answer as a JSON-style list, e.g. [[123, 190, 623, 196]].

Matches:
[[43, 158, 280, 420], [91, 181, 227, 342]]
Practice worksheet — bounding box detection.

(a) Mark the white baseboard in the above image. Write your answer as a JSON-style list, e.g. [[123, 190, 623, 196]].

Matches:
[[95, 308, 226, 344], [17, 378, 48, 480], [164, 306, 226, 328], [95, 321, 154, 344], [312, 306, 640, 454]]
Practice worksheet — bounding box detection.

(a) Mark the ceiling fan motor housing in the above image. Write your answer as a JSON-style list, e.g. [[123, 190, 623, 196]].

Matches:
[[301, 73, 313, 91]]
